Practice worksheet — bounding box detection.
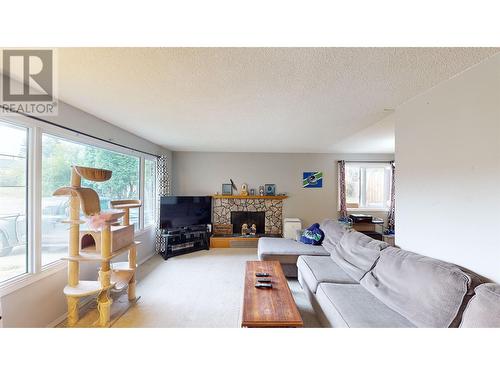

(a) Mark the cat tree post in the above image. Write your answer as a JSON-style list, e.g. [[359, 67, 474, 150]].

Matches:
[[128, 244, 137, 300], [67, 168, 82, 327], [123, 209, 130, 227], [97, 221, 112, 327]]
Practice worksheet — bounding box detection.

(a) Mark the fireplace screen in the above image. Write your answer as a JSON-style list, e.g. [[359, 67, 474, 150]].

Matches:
[[230, 211, 265, 235]]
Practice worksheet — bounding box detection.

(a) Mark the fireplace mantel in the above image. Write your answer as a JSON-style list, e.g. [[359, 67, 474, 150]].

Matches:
[[212, 195, 288, 200]]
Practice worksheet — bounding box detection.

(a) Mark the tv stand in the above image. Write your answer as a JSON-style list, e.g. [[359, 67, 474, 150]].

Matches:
[[160, 225, 210, 260]]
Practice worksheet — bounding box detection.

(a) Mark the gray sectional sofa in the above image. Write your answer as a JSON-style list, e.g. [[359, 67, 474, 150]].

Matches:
[[258, 219, 499, 328], [257, 237, 329, 277]]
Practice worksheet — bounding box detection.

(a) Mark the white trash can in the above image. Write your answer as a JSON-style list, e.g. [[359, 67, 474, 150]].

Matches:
[[284, 218, 302, 240]]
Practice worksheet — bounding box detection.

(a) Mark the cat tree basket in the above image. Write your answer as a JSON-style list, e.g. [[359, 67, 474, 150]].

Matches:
[[54, 165, 142, 327]]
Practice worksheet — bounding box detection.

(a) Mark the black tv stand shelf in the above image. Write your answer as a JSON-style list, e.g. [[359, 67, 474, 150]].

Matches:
[[160, 225, 210, 260]]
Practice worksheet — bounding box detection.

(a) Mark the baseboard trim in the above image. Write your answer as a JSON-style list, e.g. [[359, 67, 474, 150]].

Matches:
[[47, 314, 66, 328], [47, 295, 93, 328], [138, 251, 157, 266]]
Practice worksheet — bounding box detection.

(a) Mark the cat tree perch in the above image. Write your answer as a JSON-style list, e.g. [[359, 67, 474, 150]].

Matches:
[[54, 166, 141, 327]]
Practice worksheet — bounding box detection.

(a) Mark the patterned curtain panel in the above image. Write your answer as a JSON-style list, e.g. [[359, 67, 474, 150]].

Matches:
[[155, 155, 170, 253], [386, 160, 396, 233], [338, 160, 348, 220]]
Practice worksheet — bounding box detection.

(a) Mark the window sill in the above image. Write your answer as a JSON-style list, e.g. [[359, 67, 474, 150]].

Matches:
[[346, 208, 389, 212], [0, 260, 67, 298]]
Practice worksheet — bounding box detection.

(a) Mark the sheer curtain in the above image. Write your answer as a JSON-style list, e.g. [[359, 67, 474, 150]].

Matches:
[[386, 160, 396, 233], [155, 155, 170, 253], [338, 160, 348, 220]]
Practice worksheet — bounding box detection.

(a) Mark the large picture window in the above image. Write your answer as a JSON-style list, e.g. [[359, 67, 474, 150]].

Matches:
[[0, 122, 28, 283], [0, 114, 160, 288], [41, 133, 140, 266]]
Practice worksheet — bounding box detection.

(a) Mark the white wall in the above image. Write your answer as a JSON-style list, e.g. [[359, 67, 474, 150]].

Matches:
[[0, 100, 172, 327], [396, 53, 500, 282], [173, 152, 394, 228]]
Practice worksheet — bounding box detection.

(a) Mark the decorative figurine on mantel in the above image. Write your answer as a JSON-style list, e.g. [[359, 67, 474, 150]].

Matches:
[[241, 183, 249, 196], [259, 186, 265, 196]]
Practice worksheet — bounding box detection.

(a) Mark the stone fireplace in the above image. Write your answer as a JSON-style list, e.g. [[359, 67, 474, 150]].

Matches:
[[212, 196, 286, 235]]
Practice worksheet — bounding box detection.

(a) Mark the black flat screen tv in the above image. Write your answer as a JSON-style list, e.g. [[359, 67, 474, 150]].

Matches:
[[160, 196, 212, 230]]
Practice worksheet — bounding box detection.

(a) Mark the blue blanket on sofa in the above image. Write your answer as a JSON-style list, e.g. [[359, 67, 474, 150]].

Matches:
[[300, 223, 325, 246]]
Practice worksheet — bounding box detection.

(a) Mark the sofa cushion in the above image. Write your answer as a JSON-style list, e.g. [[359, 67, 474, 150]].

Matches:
[[460, 283, 500, 328], [330, 230, 388, 281], [320, 219, 347, 254], [361, 247, 479, 328], [315, 283, 415, 328], [257, 237, 329, 265], [297, 255, 357, 294]]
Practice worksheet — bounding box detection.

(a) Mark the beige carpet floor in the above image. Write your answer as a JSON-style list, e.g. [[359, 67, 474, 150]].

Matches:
[[113, 247, 321, 328]]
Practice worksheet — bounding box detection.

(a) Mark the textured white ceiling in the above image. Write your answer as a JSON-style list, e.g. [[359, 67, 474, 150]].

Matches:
[[54, 48, 498, 153], [331, 113, 395, 154]]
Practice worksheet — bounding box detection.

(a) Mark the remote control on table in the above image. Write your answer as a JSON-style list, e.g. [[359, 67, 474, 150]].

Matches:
[[255, 283, 273, 289], [255, 272, 270, 277], [257, 278, 272, 283]]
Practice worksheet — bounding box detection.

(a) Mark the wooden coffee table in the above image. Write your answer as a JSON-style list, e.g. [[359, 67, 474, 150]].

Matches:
[[241, 260, 303, 328]]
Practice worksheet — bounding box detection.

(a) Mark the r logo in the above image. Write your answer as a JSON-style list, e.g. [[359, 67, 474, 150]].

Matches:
[[2, 49, 53, 102]]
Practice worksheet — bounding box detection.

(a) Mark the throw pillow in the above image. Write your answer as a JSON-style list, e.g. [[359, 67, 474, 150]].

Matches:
[[300, 223, 325, 245]]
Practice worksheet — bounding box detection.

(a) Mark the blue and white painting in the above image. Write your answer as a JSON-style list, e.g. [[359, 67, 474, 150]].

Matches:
[[303, 171, 323, 188]]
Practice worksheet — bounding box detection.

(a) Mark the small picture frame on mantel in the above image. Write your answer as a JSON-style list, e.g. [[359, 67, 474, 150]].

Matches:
[[265, 184, 276, 196], [222, 183, 233, 195]]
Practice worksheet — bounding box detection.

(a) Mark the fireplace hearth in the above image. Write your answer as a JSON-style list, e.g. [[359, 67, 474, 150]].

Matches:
[[230, 211, 265, 235]]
